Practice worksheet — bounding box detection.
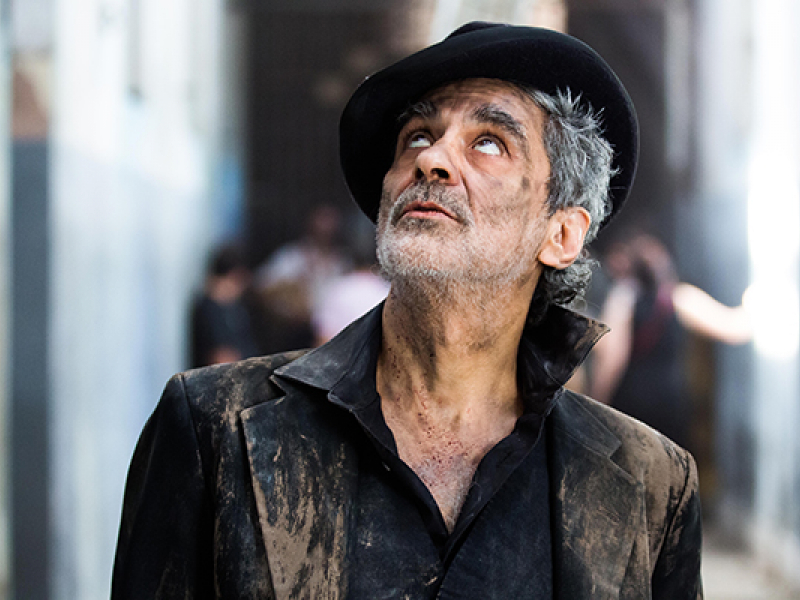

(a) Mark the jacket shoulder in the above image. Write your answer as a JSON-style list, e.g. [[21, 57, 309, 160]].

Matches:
[[171, 351, 311, 425], [559, 390, 696, 485], [557, 390, 702, 595]]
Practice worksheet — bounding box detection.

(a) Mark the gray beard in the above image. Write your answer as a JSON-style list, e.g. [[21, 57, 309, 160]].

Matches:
[[376, 183, 539, 306], [376, 183, 471, 286]]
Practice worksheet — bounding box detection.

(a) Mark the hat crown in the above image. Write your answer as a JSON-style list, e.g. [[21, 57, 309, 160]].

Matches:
[[445, 21, 504, 39]]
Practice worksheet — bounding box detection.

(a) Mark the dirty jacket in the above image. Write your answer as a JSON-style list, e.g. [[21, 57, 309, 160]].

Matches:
[[112, 303, 702, 599]]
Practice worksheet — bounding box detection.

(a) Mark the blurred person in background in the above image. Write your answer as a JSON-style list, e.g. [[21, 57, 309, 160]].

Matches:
[[312, 223, 390, 345], [589, 231, 752, 449], [253, 203, 352, 353], [189, 243, 260, 368], [113, 23, 702, 599]]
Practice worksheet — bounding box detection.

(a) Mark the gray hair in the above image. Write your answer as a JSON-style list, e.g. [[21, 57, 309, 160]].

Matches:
[[525, 87, 616, 315]]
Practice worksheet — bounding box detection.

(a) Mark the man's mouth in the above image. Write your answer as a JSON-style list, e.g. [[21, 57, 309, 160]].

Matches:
[[400, 200, 457, 221]]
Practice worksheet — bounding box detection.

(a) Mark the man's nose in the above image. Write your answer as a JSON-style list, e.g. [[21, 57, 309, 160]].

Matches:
[[414, 140, 461, 185]]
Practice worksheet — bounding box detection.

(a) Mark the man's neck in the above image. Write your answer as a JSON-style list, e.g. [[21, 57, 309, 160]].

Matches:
[[376, 278, 534, 530], [378, 276, 533, 401]]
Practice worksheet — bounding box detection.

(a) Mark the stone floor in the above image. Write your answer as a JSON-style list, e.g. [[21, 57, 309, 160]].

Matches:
[[703, 530, 800, 599]]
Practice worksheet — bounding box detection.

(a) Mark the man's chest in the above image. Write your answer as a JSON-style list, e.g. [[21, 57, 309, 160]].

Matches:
[[394, 435, 488, 532], [383, 403, 521, 532], [347, 434, 554, 599]]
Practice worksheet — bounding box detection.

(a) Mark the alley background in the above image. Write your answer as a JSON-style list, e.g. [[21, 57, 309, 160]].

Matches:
[[1, 0, 799, 598]]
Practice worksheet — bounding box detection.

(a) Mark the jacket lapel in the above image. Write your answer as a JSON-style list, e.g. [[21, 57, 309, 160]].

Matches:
[[549, 394, 646, 599], [240, 385, 358, 600]]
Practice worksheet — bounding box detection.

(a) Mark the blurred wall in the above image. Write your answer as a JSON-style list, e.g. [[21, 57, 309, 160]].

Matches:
[[693, 0, 756, 533], [697, 0, 800, 585], [44, 0, 240, 598], [746, 0, 800, 580]]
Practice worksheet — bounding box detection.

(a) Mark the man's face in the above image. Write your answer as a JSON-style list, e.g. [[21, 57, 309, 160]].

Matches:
[[377, 79, 553, 290]]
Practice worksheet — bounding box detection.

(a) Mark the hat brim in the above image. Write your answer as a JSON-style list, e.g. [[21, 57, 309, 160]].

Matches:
[[339, 23, 638, 229]]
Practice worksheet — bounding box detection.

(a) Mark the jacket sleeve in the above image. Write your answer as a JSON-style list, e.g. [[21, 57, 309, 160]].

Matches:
[[112, 374, 215, 599], [651, 449, 704, 600]]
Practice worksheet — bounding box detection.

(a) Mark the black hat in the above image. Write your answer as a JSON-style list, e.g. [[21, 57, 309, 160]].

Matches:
[[339, 21, 638, 229]]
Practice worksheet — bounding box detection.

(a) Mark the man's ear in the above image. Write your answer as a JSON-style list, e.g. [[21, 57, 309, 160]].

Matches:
[[537, 207, 591, 270]]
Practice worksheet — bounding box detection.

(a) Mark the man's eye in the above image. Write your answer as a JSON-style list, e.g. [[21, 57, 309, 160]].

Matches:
[[408, 133, 432, 149], [475, 138, 501, 156]]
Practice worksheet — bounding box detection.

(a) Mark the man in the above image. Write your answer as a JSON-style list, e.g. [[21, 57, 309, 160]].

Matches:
[[113, 22, 702, 599]]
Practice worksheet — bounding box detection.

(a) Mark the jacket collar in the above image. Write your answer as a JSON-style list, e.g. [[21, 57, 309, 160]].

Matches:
[[274, 301, 608, 403]]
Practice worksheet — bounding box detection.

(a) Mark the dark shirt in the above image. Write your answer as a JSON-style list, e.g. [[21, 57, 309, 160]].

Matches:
[[322, 314, 559, 598]]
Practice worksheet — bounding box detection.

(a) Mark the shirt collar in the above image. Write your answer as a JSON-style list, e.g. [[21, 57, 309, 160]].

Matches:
[[273, 300, 608, 408]]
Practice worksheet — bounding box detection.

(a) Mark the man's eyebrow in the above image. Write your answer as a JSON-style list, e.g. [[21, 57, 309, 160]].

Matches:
[[397, 99, 438, 127], [471, 103, 529, 154]]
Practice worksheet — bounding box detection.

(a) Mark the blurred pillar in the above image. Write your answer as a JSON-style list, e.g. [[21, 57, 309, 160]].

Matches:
[[48, 0, 236, 598], [8, 1, 53, 599], [0, 1, 11, 598], [216, 6, 248, 241]]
